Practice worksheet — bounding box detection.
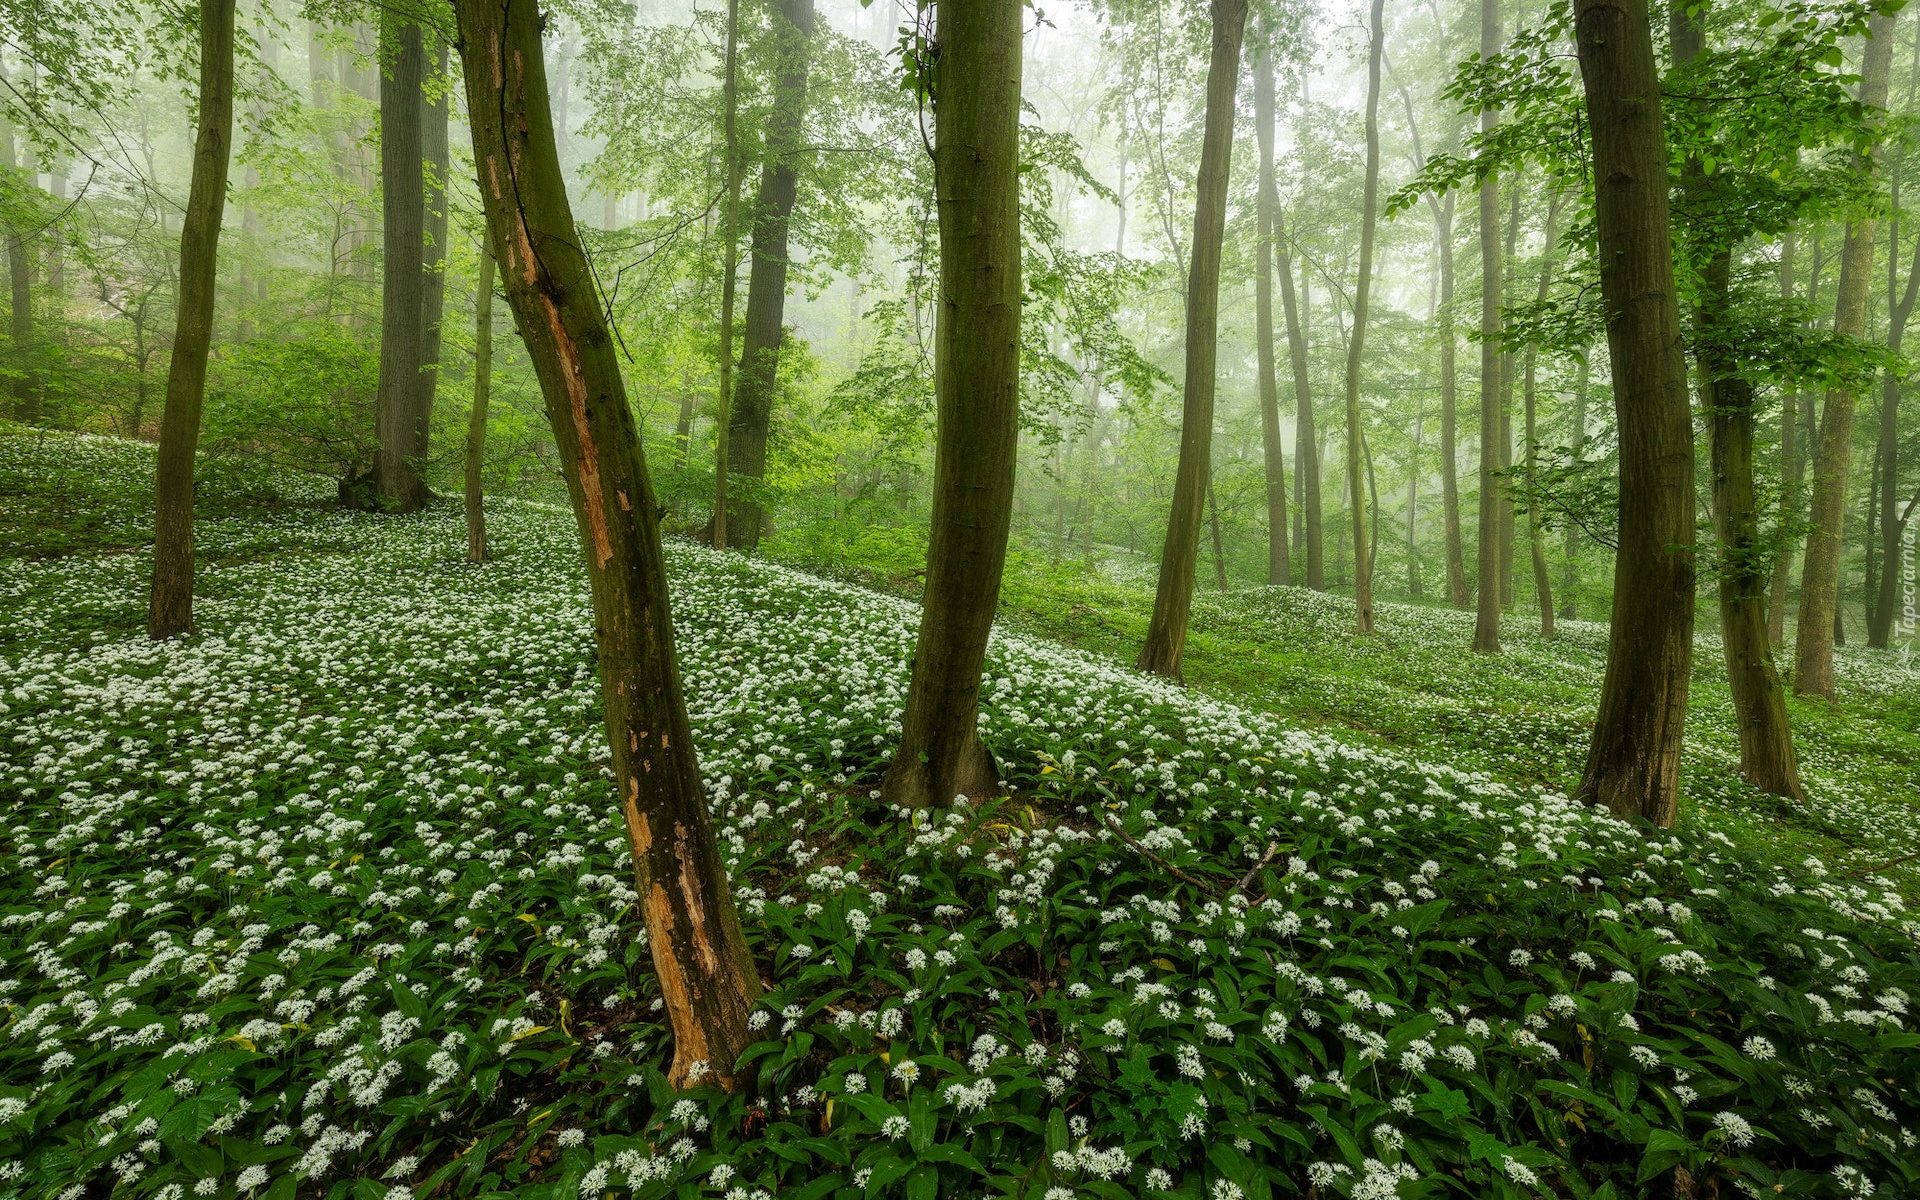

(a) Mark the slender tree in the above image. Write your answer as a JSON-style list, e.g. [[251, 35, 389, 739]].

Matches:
[[0, 80, 35, 424], [724, 0, 815, 550], [1671, 2, 1802, 799], [1571, 0, 1696, 827], [711, 0, 745, 550], [1252, 35, 1290, 586], [1768, 231, 1798, 648], [1341, 0, 1385, 633], [412, 41, 451, 466], [1471, 0, 1504, 654], [451, 0, 761, 1088], [372, 17, 431, 511], [1521, 191, 1563, 637], [880, 0, 1024, 807], [466, 234, 493, 564], [148, 0, 237, 638], [1796, 11, 1897, 696], [1138, 0, 1250, 676], [1870, 209, 1920, 645], [1277, 202, 1322, 589]]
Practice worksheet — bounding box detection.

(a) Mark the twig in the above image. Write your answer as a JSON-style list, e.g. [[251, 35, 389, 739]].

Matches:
[[1233, 842, 1284, 896], [1100, 811, 1219, 896], [1844, 849, 1920, 878]]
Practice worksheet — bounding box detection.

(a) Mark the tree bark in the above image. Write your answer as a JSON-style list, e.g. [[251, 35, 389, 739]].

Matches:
[[0, 84, 35, 424], [453, 0, 762, 1089], [880, 0, 1024, 808], [1137, 0, 1249, 677], [412, 40, 451, 464], [1796, 12, 1897, 696], [372, 17, 430, 511], [1559, 352, 1588, 619], [1342, 0, 1384, 635], [1434, 193, 1467, 606], [1253, 37, 1290, 587], [148, 0, 237, 639], [466, 233, 494, 564], [1472, 0, 1504, 654], [1523, 192, 1563, 637], [1571, 0, 1696, 828], [711, 0, 745, 550], [1278, 206, 1321, 589], [1767, 231, 1797, 648], [724, 0, 815, 550]]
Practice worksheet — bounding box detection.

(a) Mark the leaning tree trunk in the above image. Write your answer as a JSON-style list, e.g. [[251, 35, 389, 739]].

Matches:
[[1253, 37, 1290, 587], [451, 0, 761, 1089], [1796, 10, 1897, 697], [148, 0, 237, 640], [1277, 205, 1322, 589], [466, 234, 493, 564], [372, 17, 430, 512], [1768, 231, 1798, 648], [879, 0, 1023, 808], [1522, 192, 1564, 638], [1340, 0, 1384, 634], [1671, 1, 1803, 800], [724, 0, 814, 551], [1571, 0, 1696, 828], [411, 40, 451, 466], [1471, 0, 1504, 654], [1138, 0, 1250, 677]]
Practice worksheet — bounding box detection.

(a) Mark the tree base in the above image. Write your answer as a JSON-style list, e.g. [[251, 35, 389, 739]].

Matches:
[[339, 468, 432, 514], [880, 736, 1001, 810]]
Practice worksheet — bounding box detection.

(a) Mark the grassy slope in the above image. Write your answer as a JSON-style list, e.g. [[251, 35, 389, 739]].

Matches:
[[777, 541, 1920, 891]]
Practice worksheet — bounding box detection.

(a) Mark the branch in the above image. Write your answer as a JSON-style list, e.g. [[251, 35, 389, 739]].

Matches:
[[1100, 811, 1220, 896]]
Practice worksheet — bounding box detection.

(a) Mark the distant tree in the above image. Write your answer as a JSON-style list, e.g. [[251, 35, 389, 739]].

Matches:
[[882, 0, 1024, 808], [466, 233, 493, 564], [1471, 0, 1503, 655], [711, 0, 744, 549], [1252, 33, 1289, 587], [1572, 0, 1695, 826], [451, 0, 762, 1089], [370, 15, 431, 511], [1137, 0, 1249, 677], [1341, 0, 1385, 634], [148, 0, 237, 639]]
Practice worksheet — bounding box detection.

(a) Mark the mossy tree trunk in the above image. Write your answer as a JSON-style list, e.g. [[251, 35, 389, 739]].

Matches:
[[1471, 0, 1504, 655], [452, 0, 762, 1088], [1138, 0, 1249, 677], [1572, 0, 1696, 827], [880, 0, 1024, 809], [148, 0, 237, 639], [412, 40, 451, 466], [373, 17, 430, 512]]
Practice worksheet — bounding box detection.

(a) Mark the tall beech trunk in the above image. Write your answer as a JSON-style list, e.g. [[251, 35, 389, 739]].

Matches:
[[1278, 206, 1322, 589], [711, 0, 744, 550], [466, 235, 493, 564], [452, 0, 761, 1089], [148, 0, 237, 639], [880, 0, 1023, 808], [724, 0, 814, 550], [1137, 0, 1249, 677], [1522, 192, 1563, 637], [1341, 0, 1384, 634], [1253, 38, 1290, 586], [1870, 217, 1920, 645], [373, 18, 430, 511], [1, 90, 34, 424], [1572, 0, 1696, 827], [1471, 0, 1504, 654], [1434, 194, 1467, 606], [1768, 233, 1798, 648], [1672, 3, 1802, 799], [412, 41, 451, 464], [1797, 11, 1897, 696]]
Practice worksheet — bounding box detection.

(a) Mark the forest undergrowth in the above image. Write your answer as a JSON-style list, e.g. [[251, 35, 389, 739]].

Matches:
[[3, 429, 1918, 1200]]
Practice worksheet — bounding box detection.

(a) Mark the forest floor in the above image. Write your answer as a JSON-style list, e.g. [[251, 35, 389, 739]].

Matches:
[[3, 427, 1918, 1200], [790, 542, 1920, 894]]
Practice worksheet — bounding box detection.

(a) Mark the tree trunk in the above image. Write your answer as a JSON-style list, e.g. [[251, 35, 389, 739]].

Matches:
[[1407, 415, 1423, 595], [1870, 222, 1920, 646], [1559, 352, 1588, 619], [1523, 192, 1563, 638], [880, 0, 1023, 808], [1571, 0, 1696, 828], [1137, 0, 1249, 677], [1207, 473, 1228, 591], [711, 0, 745, 550], [372, 17, 429, 511], [1796, 10, 1897, 697], [1434, 193, 1468, 607], [1253, 37, 1290, 587], [1341, 0, 1384, 635], [452, 0, 761, 1089], [1768, 231, 1797, 648], [466, 234, 494, 564], [0, 86, 35, 425], [1278, 207, 1321, 589], [412, 40, 451, 465], [1472, 0, 1504, 654], [148, 0, 237, 639], [1671, 2, 1803, 800], [724, 0, 814, 551]]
